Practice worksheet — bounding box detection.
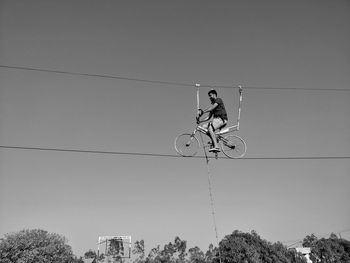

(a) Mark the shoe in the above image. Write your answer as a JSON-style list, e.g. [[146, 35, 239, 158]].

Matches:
[[209, 147, 220, 152]]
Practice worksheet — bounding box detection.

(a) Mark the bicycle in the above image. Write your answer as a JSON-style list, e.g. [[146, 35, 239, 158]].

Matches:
[[174, 123, 247, 159]]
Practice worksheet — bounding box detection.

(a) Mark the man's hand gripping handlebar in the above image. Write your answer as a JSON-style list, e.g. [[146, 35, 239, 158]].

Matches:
[[196, 109, 204, 124]]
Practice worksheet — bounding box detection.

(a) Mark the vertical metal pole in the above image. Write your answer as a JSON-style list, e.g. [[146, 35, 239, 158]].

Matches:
[[196, 83, 200, 113], [237, 85, 243, 131]]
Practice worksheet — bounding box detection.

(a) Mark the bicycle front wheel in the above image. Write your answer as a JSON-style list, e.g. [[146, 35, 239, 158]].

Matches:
[[220, 135, 247, 159], [174, 133, 200, 157]]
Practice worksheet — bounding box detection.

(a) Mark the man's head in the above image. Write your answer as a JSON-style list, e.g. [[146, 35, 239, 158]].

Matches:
[[208, 89, 217, 103]]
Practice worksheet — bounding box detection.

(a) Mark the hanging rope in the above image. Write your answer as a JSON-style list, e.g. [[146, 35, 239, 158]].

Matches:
[[198, 132, 222, 263], [197, 86, 222, 263]]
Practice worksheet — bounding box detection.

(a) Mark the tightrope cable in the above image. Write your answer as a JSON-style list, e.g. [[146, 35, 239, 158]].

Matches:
[[1, 145, 350, 160]]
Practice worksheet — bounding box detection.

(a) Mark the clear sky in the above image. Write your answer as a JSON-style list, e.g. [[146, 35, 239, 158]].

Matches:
[[1, 0, 349, 257]]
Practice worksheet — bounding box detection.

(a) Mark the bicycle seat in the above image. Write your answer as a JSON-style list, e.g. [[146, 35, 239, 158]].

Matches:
[[216, 128, 229, 135], [215, 122, 228, 135], [220, 122, 227, 129]]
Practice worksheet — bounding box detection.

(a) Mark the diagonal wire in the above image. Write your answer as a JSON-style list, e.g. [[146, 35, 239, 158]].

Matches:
[[0, 65, 195, 87], [1, 65, 350, 91]]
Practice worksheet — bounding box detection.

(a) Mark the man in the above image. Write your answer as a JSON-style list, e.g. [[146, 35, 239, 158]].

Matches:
[[197, 89, 228, 152]]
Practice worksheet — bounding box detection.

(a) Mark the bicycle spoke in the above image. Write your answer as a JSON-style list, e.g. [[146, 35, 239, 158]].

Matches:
[[220, 135, 246, 159], [174, 133, 200, 157]]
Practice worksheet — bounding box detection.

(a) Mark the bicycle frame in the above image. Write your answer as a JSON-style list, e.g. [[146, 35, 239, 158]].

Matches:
[[175, 123, 246, 158], [190, 123, 239, 145]]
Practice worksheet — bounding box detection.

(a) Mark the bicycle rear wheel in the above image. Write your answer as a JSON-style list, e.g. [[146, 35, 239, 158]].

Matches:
[[220, 135, 246, 159], [174, 133, 200, 157]]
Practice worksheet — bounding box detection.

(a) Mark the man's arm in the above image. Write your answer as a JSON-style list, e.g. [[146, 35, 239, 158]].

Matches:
[[197, 111, 213, 124], [203, 103, 218, 114]]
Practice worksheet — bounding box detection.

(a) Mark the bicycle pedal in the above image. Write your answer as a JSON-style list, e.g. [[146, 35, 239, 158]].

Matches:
[[209, 148, 220, 153]]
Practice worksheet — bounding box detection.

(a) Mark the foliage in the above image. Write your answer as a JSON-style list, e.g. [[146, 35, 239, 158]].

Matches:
[[188, 246, 205, 263], [214, 230, 306, 263], [0, 229, 75, 263], [204, 243, 219, 263], [132, 240, 145, 263], [5, 228, 347, 263], [145, 245, 160, 263], [131, 237, 218, 263], [302, 233, 350, 262], [302, 234, 318, 248], [147, 236, 187, 263], [73, 256, 85, 263], [130, 233, 311, 263], [84, 249, 97, 259], [81, 249, 105, 262]]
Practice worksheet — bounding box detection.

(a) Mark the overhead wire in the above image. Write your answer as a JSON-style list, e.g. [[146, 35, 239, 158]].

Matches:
[[1, 64, 350, 91], [0, 65, 195, 87], [0, 145, 350, 160]]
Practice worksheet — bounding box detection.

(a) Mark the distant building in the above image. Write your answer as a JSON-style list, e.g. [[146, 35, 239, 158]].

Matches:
[[295, 247, 312, 263]]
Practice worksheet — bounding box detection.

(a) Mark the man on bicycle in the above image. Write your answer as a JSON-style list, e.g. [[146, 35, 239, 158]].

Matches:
[[197, 89, 228, 152]]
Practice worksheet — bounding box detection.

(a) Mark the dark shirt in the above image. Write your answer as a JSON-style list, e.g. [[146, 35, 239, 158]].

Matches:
[[212, 98, 228, 121]]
